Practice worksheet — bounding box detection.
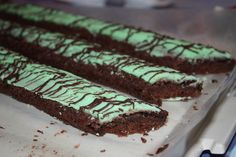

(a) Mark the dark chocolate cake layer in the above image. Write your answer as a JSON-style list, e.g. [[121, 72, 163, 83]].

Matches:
[[0, 19, 202, 104], [0, 46, 168, 136], [0, 3, 234, 74]]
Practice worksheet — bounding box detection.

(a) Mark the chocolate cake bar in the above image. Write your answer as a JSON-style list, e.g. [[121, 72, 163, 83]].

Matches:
[[0, 19, 202, 104], [0, 3, 234, 74], [0, 46, 168, 136]]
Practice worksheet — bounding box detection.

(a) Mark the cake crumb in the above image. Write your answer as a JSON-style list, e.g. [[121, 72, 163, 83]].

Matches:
[[81, 132, 88, 136], [54, 129, 67, 136], [147, 153, 154, 156], [53, 150, 58, 155], [143, 132, 149, 136], [212, 79, 218, 83], [33, 139, 38, 142], [100, 149, 106, 153], [141, 137, 147, 143], [60, 130, 67, 134], [37, 130, 44, 134], [50, 121, 57, 125], [0, 126, 5, 129], [193, 106, 198, 110], [156, 144, 169, 154], [41, 144, 46, 149], [74, 144, 80, 149], [34, 135, 39, 138]]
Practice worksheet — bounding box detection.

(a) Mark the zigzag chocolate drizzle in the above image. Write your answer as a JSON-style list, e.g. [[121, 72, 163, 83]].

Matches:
[[0, 19, 200, 86], [0, 47, 163, 123], [0, 3, 232, 61]]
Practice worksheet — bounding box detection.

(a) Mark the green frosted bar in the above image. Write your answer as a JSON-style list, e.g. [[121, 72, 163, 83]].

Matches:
[[0, 19, 201, 87], [0, 47, 163, 123], [0, 3, 232, 61]]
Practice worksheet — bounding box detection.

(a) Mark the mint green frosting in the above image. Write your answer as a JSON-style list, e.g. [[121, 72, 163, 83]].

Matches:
[[0, 3, 232, 61], [0, 47, 164, 123], [0, 19, 200, 88]]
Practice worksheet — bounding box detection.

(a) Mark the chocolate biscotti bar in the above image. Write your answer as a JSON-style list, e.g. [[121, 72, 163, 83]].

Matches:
[[0, 3, 234, 74], [0, 19, 202, 104], [0, 46, 168, 136]]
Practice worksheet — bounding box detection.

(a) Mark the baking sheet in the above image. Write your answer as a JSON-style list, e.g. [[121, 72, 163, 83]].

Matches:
[[1, 1, 236, 157]]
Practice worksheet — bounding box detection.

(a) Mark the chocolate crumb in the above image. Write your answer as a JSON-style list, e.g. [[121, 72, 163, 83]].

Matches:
[[193, 106, 198, 110], [45, 126, 49, 128], [34, 135, 39, 138], [31, 146, 35, 149], [156, 144, 169, 154], [100, 149, 106, 153], [53, 150, 58, 155], [0, 126, 5, 129], [50, 121, 56, 125], [37, 130, 44, 134], [141, 137, 147, 143], [60, 130, 67, 134], [54, 129, 67, 136], [81, 132, 88, 136], [143, 132, 149, 136], [41, 144, 46, 149], [147, 153, 154, 156], [212, 79, 218, 83], [74, 144, 80, 149], [33, 139, 38, 142]]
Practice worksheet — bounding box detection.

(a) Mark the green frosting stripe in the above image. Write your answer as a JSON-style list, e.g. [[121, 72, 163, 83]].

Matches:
[[0, 3, 232, 61], [0, 19, 200, 87], [0, 47, 163, 123]]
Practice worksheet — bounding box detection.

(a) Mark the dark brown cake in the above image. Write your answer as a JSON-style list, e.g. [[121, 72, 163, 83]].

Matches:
[[0, 19, 202, 104], [0, 3, 234, 74], [0, 46, 168, 136]]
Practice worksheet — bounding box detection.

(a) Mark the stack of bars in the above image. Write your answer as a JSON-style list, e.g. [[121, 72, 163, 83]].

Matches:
[[0, 3, 234, 136]]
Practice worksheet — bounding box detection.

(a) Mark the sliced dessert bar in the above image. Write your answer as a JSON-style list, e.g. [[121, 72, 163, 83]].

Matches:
[[0, 46, 168, 136], [0, 3, 234, 74], [0, 19, 202, 104]]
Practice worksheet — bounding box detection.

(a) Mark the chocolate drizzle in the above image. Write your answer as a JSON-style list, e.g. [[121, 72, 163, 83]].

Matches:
[[0, 47, 163, 123], [0, 19, 200, 87], [0, 3, 231, 61], [0, 3, 233, 75]]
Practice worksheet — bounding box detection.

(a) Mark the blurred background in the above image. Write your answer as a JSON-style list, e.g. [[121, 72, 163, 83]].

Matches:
[[2, 0, 236, 9]]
